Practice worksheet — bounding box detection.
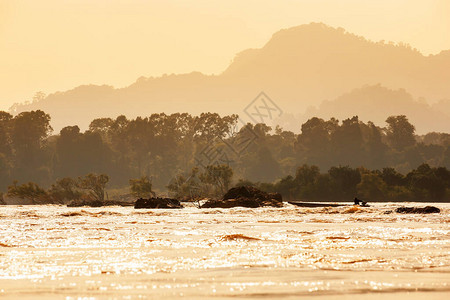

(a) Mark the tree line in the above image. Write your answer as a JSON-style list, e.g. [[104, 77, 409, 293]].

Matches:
[[242, 163, 450, 202], [0, 110, 449, 201]]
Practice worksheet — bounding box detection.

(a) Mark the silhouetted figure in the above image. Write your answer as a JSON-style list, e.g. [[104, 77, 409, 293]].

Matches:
[[354, 197, 367, 206]]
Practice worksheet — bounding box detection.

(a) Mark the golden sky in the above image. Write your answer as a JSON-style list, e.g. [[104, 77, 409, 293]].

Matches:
[[1, 0, 449, 110]]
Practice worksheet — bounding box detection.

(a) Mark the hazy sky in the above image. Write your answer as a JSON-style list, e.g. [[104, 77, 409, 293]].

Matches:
[[1, 0, 449, 110]]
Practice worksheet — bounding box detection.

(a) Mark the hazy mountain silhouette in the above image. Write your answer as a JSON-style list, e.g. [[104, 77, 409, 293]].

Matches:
[[297, 85, 449, 133], [432, 99, 450, 118], [9, 23, 450, 132]]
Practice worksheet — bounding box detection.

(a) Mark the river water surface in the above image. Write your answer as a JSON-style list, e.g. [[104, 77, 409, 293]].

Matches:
[[0, 202, 449, 299]]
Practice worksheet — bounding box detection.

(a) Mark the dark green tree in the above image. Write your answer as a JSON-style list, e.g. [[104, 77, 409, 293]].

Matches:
[[385, 115, 416, 151]]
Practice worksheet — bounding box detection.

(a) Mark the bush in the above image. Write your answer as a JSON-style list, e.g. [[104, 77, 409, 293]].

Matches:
[[7, 181, 48, 204], [48, 177, 81, 203], [129, 176, 155, 198]]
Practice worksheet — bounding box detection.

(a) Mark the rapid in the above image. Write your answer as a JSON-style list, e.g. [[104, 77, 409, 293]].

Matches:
[[0, 202, 449, 299]]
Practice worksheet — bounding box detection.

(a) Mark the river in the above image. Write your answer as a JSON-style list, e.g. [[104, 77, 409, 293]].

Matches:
[[0, 202, 449, 299]]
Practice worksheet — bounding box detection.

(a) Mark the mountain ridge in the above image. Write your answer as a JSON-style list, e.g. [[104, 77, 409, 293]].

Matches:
[[9, 22, 450, 133]]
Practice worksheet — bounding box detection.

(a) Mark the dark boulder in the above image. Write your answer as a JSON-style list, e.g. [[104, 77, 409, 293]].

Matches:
[[223, 186, 275, 201], [268, 192, 282, 202], [395, 206, 440, 214], [201, 186, 283, 208], [134, 197, 183, 209]]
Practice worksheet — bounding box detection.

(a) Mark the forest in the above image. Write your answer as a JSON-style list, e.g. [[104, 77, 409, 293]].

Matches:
[[0, 110, 449, 202]]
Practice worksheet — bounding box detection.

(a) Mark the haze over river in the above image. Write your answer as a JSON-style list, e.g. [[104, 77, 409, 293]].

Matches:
[[1, 203, 449, 299]]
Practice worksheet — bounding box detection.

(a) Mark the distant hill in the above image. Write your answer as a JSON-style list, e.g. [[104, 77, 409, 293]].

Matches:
[[432, 99, 450, 118], [9, 23, 450, 132], [298, 85, 449, 133]]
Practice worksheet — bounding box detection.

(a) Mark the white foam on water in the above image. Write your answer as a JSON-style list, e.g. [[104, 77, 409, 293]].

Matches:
[[0, 203, 449, 299]]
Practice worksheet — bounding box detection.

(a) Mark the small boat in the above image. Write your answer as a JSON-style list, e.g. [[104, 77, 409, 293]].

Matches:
[[287, 201, 350, 208]]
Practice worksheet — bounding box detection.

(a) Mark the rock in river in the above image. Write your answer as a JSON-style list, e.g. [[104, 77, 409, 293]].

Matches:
[[201, 186, 283, 208], [134, 197, 183, 209], [395, 206, 440, 214]]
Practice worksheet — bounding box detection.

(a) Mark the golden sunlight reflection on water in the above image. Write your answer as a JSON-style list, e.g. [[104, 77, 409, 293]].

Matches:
[[0, 203, 449, 299]]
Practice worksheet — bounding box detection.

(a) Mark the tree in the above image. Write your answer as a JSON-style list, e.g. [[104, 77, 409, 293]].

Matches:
[[48, 177, 81, 203], [405, 164, 448, 200], [89, 117, 114, 141], [10, 110, 52, 182], [328, 166, 361, 200], [294, 164, 320, 199], [443, 146, 450, 169], [357, 173, 387, 201], [0, 153, 12, 190], [167, 167, 203, 199], [330, 116, 364, 166], [296, 117, 338, 169], [193, 113, 238, 141], [381, 167, 404, 186], [7, 181, 47, 204], [385, 115, 416, 151], [77, 173, 109, 201], [244, 146, 281, 182], [0, 111, 13, 155], [55, 126, 112, 178], [129, 176, 155, 198], [11, 110, 52, 151], [273, 175, 296, 200], [55, 126, 82, 177], [200, 164, 234, 196], [362, 121, 388, 169]]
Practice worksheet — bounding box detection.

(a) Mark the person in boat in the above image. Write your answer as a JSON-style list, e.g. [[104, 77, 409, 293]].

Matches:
[[354, 197, 367, 206]]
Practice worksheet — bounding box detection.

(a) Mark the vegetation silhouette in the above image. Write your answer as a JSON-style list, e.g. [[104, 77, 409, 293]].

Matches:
[[0, 109, 449, 203]]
